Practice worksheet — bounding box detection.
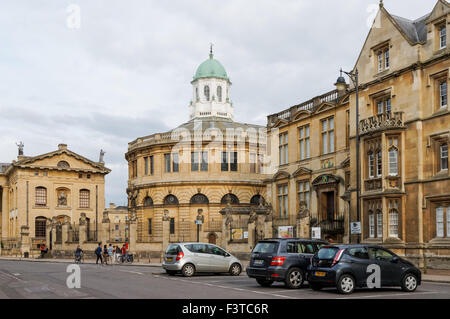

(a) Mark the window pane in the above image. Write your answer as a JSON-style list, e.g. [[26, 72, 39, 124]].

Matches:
[[447, 207, 450, 238], [385, 49, 389, 69], [145, 157, 148, 175], [329, 118, 334, 130], [305, 125, 310, 137], [322, 133, 327, 154], [172, 153, 179, 172], [377, 212, 383, 238], [230, 152, 238, 171], [329, 131, 334, 152], [150, 156, 154, 175], [441, 143, 448, 171], [369, 153, 374, 178], [299, 140, 304, 160], [201, 151, 208, 171], [437, 206, 444, 238], [305, 138, 310, 158], [389, 210, 398, 237], [369, 213, 375, 238], [389, 148, 398, 175], [165, 154, 171, 172], [221, 152, 228, 171]]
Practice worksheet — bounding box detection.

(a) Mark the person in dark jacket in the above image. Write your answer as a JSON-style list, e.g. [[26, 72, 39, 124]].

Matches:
[[95, 243, 103, 265]]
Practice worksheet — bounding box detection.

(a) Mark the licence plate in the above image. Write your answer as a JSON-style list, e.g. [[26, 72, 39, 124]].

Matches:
[[315, 271, 326, 277], [166, 257, 173, 262], [254, 259, 264, 265]]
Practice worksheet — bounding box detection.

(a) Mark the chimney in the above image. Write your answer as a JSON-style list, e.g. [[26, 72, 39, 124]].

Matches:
[[58, 144, 67, 150]]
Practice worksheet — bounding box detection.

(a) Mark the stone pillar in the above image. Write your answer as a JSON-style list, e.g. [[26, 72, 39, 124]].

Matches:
[[45, 218, 52, 248], [2, 186, 9, 240], [79, 213, 87, 245], [101, 210, 110, 244], [248, 222, 255, 251], [62, 216, 70, 249], [162, 210, 170, 253], [129, 209, 137, 253], [221, 217, 228, 250], [20, 226, 30, 257]]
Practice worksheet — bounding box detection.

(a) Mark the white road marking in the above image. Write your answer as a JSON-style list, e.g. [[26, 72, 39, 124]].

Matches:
[[337, 291, 438, 299], [119, 270, 144, 275], [0, 270, 25, 282]]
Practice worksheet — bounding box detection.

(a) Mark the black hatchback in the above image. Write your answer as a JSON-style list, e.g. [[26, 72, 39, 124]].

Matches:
[[246, 238, 328, 289], [308, 244, 422, 294]]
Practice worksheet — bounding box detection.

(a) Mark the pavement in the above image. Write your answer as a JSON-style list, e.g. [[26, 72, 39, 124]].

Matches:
[[0, 256, 449, 283], [0, 258, 450, 299]]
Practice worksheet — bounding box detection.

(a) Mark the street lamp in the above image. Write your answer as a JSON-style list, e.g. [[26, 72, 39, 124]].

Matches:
[[337, 68, 361, 244]]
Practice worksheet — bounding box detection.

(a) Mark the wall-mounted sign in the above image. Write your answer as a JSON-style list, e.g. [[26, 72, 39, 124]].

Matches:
[[311, 227, 321, 239], [232, 228, 243, 240], [278, 226, 294, 238], [351, 222, 361, 234]]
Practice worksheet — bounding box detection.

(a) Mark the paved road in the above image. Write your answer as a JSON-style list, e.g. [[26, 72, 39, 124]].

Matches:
[[0, 260, 449, 299]]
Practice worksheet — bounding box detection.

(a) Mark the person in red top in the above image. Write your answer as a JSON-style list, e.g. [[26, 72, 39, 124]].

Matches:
[[40, 242, 48, 258], [125, 242, 129, 250], [121, 244, 127, 263]]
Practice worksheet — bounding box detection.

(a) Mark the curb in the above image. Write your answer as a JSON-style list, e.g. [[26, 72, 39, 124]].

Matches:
[[0, 257, 162, 267]]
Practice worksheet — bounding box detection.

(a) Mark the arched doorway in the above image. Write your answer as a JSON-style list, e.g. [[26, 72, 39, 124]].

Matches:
[[208, 233, 217, 244]]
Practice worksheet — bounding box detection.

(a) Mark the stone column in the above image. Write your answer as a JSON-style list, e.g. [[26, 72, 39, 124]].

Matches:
[[20, 226, 30, 257], [2, 186, 9, 240], [129, 209, 137, 253], [62, 216, 70, 249], [162, 210, 170, 253], [79, 213, 87, 245], [101, 210, 110, 245], [45, 218, 52, 248], [247, 222, 255, 251]]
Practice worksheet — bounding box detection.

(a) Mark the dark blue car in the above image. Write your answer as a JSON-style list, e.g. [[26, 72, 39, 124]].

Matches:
[[246, 238, 328, 289], [308, 244, 422, 294]]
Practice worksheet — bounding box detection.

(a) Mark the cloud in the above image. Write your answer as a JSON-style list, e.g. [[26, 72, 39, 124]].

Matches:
[[0, 0, 436, 204]]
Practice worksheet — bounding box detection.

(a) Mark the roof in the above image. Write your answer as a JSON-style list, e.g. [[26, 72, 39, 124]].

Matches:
[[0, 163, 10, 173], [193, 53, 229, 82], [173, 117, 264, 133], [390, 13, 429, 44]]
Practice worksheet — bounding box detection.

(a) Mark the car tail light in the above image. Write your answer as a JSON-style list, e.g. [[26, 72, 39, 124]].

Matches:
[[331, 249, 345, 266], [176, 252, 184, 261], [270, 257, 286, 266], [271, 274, 279, 277]]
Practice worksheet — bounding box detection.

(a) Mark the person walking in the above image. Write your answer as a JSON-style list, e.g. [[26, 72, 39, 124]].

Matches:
[[103, 244, 109, 265], [95, 243, 103, 265], [121, 244, 127, 263], [115, 245, 122, 263], [39, 242, 48, 259], [107, 244, 114, 264]]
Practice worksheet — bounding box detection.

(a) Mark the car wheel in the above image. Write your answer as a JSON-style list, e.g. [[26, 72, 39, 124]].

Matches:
[[181, 264, 195, 277], [337, 274, 355, 294], [229, 263, 242, 276], [166, 270, 177, 276], [401, 273, 418, 292], [285, 268, 304, 289], [256, 279, 273, 287], [309, 283, 323, 291]]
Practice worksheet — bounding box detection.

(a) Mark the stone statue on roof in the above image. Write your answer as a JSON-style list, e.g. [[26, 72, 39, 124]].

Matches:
[[16, 141, 24, 156]]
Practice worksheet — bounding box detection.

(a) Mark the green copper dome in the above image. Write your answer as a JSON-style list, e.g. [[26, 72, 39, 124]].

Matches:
[[193, 53, 229, 81]]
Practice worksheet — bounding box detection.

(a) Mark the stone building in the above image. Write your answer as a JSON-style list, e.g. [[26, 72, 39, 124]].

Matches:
[[0, 143, 110, 256], [125, 50, 269, 256], [346, 0, 450, 267], [104, 203, 129, 242]]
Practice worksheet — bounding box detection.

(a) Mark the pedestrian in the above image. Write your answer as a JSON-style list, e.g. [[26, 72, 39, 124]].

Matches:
[[39, 242, 48, 258], [121, 244, 127, 263], [95, 243, 103, 265], [114, 245, 121, 263], [103, 244, 109, 265], [107, 244, 114, 264]]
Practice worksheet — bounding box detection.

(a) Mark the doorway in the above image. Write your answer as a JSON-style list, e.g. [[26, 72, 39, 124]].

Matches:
[[321, 191, 335, 221], [208, 233, 217, 244]]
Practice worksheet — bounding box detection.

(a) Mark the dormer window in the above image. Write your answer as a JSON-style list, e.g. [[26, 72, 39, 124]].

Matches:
[[440, 25, 447, 49], [375, 45, 390, 73]]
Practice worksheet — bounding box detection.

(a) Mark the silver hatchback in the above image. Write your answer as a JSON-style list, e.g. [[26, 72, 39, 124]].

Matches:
[[162, 243, 243, 277]]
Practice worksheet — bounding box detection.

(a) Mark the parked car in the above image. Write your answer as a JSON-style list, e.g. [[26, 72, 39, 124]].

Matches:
[[308, 244, 422, 294], [246, 238, 328, 289], [162, 242, 243, 277]]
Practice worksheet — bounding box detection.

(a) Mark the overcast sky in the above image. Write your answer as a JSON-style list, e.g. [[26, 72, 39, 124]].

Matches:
[[0, 0, 436, 205]]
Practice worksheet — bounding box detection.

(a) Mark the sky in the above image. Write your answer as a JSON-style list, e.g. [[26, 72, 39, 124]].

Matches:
[[0, 0, 437, 206]]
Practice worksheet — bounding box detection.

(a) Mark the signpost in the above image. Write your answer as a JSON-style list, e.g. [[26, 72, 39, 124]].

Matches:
[[311, 227, 321, 239], [351, 222, 361, 235]]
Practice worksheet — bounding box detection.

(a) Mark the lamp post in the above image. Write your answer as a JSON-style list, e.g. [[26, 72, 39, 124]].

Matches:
[[337, 68, 360, 244]]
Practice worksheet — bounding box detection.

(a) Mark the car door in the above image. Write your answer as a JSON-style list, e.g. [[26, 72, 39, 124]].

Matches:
[[191, 243, 212, 271], [208, 245, 229, 272], [368, 247, 400, 286], [346, 247, 372, 287], [299, 242, 316, 270]]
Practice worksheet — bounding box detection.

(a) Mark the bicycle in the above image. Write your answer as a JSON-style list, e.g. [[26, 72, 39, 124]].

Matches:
[[75, 252, 84, 264]]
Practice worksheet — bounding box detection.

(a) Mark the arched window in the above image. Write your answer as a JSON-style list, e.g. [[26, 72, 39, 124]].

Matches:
[[57, 161, 70, 168], [368, 152, 374, 178], [190, 193, 209, 204], [35, 216, 47, 238], [368, 210, 375, 238], [376, 210, 383, 238], [388, 137, 399, 176], [164, 194, 179, 205], [250, 195, 264, 205], [388, 199, 399, 238], [204, 85, 210, 101], [220, 193, 239, 205], [79, 189, 90, 208], [217, 86, 222, 102], [144, 196, 154, 207], [35, 187, 47, 206]]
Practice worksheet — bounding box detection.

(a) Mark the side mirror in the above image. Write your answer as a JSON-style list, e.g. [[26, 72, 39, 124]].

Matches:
[[392, 256, 399, 263]]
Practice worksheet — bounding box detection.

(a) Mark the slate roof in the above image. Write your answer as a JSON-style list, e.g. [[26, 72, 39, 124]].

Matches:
[[391, 13, 430, 44]]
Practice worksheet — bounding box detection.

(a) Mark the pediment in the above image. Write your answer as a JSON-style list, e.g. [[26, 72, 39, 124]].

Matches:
[[292, 109, 312, 121], [313, 102, 335, 114], [16, 150, 110, 173], [292, 167, 312, 178], [273, 170, 290, 181], [271, 118, 289, 128], [426, 0, 449, 24]]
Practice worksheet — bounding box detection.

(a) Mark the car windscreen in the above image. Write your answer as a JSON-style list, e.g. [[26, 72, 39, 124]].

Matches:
[[253, 242, 279, 254], [165, 244, 180, 255], [317, 247, 339, 259]]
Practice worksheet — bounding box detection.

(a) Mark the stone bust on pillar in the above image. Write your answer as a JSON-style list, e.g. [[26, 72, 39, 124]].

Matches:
[[196, 209, 204, 223], [162, 209, 170, 221]]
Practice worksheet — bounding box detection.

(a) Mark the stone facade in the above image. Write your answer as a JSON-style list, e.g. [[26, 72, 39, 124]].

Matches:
[[0, 144, 110, 256]]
